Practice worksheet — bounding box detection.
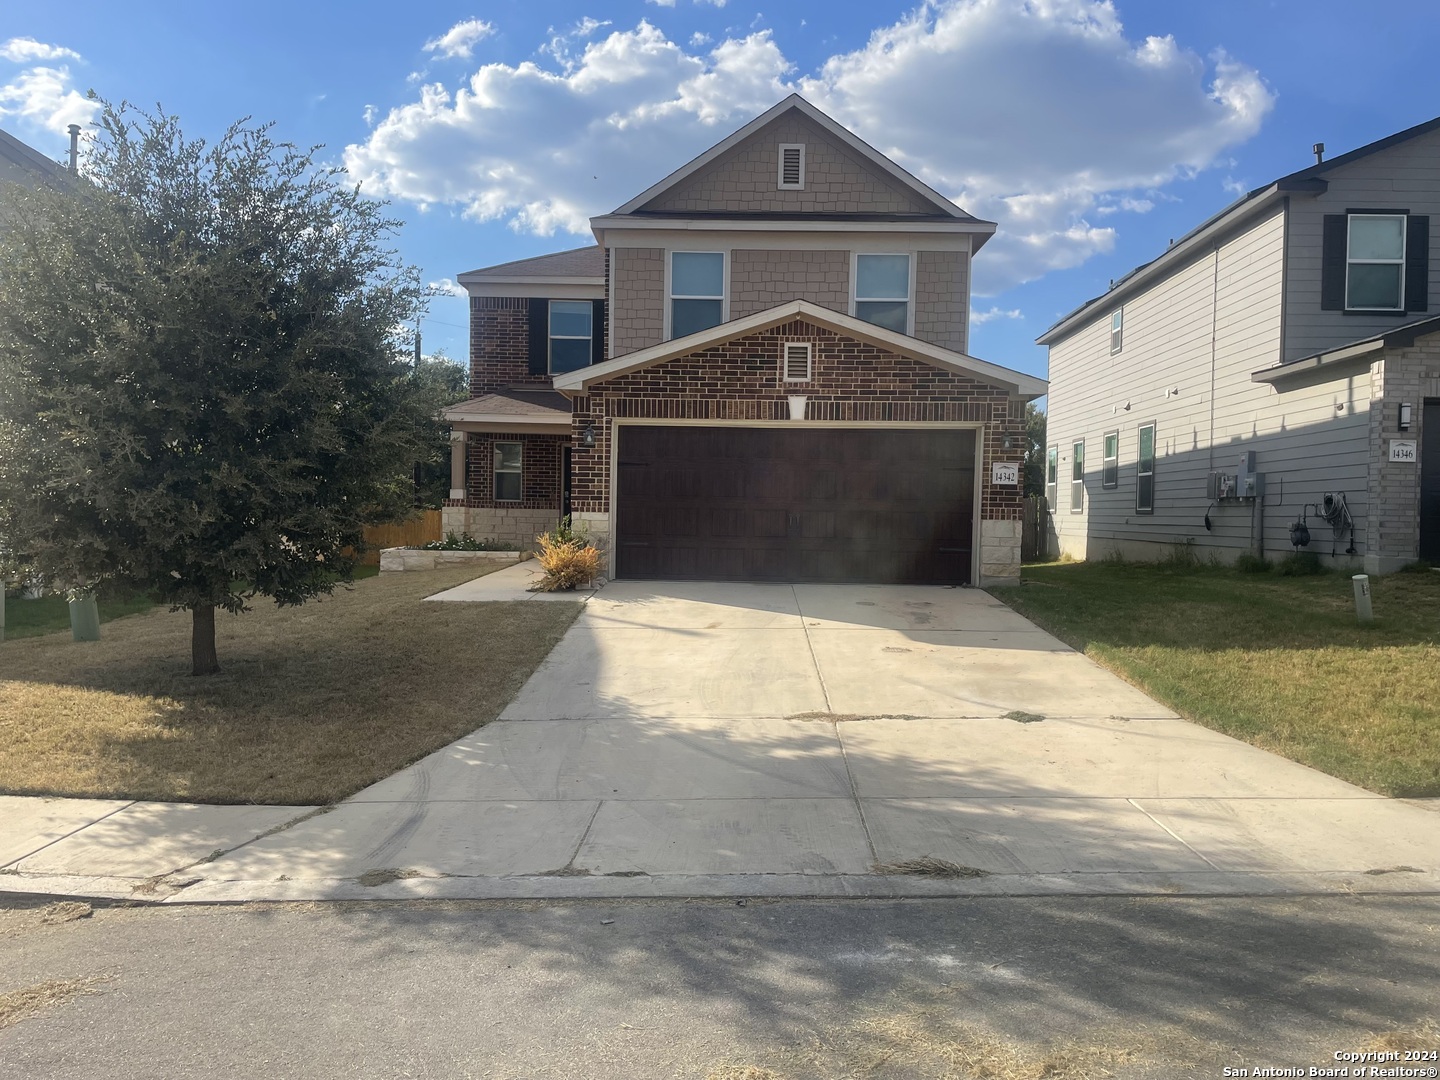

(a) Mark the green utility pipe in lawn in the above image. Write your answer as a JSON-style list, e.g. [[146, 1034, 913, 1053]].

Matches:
[[69, 596, 101, 641]]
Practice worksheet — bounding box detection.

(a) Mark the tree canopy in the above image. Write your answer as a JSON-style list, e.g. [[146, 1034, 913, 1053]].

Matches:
[[0, 101, 437, 674]]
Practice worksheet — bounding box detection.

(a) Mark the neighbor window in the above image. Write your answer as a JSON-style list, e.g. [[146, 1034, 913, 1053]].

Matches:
[[494, 442, 522, 503], [670, 251, 725, 338], [1110, 308, 1124, 354], [1347, 214, 1406, 310], [1070, 440, 1084, 512], [548, 300, 593, 374], [1046, 446, 1058, 511], [1102, 431, 1119, 488], [854, 253, 910, 333], [1136, 424, 1155, 513]]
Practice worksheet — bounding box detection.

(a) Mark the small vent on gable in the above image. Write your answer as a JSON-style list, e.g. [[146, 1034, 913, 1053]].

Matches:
[[783, 342, 812, 382], [778, 143, 805, 190]]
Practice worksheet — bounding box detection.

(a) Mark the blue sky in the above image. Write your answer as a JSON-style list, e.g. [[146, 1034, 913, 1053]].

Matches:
[[3, 1, 1436, 382]]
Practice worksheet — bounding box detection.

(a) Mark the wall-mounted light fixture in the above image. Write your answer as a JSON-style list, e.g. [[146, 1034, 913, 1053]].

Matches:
[[1399, 402, 1414, 431], [1002, 435, 1014, 451], [580, 421, 597, 449]]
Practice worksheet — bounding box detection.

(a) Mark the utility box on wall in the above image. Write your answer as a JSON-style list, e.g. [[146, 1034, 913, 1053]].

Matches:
[[1208, 453, 1265, 502]]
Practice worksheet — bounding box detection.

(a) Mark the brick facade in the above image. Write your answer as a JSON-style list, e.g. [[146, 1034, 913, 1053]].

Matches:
[[469, 296, 546, 395], [567, 317, 1025, 531], [1366, 341, 1440, 572]]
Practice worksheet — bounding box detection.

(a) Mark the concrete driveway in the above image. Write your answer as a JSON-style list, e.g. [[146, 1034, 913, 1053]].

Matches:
[[160, 573, 1437, 902]]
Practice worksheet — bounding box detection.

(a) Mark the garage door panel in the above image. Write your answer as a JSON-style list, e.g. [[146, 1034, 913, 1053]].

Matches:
[[616, 426, 976, 584]]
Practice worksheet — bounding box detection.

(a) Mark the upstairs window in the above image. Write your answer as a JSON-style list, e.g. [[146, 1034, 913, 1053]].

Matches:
[[778, 143, 805, 189], [1322, 210, 1429, 314], [670, 251, 725, 338], [1347, 214, 1405, 311], [854, 253, 910, 333], [1110, 308, 1124, 354], [548, 300, 593, 374]]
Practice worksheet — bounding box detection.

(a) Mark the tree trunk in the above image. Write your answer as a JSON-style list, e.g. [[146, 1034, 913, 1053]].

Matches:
[[191, 604, 220, 676]]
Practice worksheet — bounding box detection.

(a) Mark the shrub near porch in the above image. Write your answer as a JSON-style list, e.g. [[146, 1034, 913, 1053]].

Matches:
[[992, 563, 1440, 798], [0, 567, 580, 805]]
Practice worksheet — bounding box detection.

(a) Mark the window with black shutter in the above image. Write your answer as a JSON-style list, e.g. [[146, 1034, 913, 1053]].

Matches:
[[1321, 210, 1430, 313]]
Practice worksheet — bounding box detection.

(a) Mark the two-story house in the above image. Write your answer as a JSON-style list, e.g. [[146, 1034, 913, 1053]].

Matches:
[[441, 95, 1046, 586], [1040, 115, 1440, 574]]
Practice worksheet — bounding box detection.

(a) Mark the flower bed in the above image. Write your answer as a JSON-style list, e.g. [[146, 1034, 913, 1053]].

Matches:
[[379, 547, 525, 573]]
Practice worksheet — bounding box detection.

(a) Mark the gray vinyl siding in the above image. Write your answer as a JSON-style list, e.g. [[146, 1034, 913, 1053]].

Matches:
[[1284, 125, 1440, 361], [1047, 205, 1374, 564]]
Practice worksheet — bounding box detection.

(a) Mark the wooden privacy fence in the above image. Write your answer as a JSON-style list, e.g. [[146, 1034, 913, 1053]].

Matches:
[[354, 510, 443, 565], [1021, 495, 1049, 563]]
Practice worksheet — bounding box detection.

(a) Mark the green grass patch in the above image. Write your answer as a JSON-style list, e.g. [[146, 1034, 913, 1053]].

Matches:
[[2, 591, 157, 640], [992, 562, 1440, 797]]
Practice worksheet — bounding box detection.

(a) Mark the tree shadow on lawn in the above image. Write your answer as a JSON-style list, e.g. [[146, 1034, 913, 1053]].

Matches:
[[0, 568, 582, 805]]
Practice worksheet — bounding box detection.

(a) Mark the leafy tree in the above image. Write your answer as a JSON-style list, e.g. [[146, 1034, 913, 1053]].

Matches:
[[0, 102, 434, 674], [409, 350, 470, 509], [1023, 402, 1047, 498]]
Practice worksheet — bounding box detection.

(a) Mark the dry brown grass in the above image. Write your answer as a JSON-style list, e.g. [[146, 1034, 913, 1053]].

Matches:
[[0, 975, 109, 1030], [0, 567, 580, 804], [873, 857, 990, 879], [532, 534, 602, 592], [1362, 1020, 1440, 1052]]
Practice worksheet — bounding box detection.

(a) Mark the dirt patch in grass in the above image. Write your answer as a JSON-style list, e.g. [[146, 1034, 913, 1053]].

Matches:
[[0, 567, 581, 804], [0, 975, 110, 1030], [993, 563, 1440, 797]]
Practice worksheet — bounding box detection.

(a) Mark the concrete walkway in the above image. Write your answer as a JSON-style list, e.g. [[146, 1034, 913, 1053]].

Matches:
[[2, 577, 1436, 903]]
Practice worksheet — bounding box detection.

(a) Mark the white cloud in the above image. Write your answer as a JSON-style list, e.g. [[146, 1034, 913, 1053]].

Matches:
[[0, 37, 81, 63], [347, 2, 1273, 291], [1096, 195, 1155, 215], [427, 277, 469, 298], [423, 18, 496, 60], [363, 103, 378, 125], [1221, 175, 1249, 196], [690, 32, 712, 47], [0, 63, 97, 134], [971, 307, 1024, 325], [646, 0, 678, 6]]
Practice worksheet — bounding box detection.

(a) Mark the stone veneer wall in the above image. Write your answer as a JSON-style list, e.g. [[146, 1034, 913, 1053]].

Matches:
[[440, 506, 560, 552], [1366, 341, 1440, 573], [566, 318, 1027, 584]]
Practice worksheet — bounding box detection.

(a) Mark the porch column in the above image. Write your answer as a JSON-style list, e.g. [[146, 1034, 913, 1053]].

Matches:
[[449, 430, 467, 500]]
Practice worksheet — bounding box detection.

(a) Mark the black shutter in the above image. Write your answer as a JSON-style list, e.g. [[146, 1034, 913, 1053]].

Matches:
[[1320, 214, 1347, 311], [1406, 215, 1429, 313], [527, 298, 548, 375], [591, 300, 606, 365]]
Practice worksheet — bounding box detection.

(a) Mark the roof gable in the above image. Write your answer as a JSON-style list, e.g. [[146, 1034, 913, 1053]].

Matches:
[[612, 95, 976, 222]]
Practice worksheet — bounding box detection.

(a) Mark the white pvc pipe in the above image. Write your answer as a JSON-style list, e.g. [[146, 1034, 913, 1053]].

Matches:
[[1352, 574, 1374, 622]]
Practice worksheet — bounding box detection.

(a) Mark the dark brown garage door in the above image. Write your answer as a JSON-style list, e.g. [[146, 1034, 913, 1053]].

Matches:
[[615, 426, 976, 584]]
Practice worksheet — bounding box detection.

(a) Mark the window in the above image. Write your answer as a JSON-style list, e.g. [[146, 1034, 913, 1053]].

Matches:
[[1070, 440, 1084, 512], [670, 251, 725, 338], [782, 342, 812, 382], [1347, 214, 1406, 310], [548, 300, 592, 374], [494, 442, 521, 503], [1046, 446, 1058, 511], [1110, 308, 1123, 354], [1136, 424, 1155, 513], [778, 143, 805, 189], [1102, 431, 1119, 488], [854, 253, 910, 333]]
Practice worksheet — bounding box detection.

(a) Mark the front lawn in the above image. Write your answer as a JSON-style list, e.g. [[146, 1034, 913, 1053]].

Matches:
[[991, 562, 1440, 798], [0, 567, 579, 805], [2, 591, 157, 640]]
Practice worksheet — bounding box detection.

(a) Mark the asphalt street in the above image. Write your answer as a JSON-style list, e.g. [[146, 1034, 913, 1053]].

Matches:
[[2, 894, 1437, 1079]]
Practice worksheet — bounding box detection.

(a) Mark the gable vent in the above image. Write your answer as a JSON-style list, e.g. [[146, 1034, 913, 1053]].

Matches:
[[783, 342, 812, 382], [778, 143, 805, 190]]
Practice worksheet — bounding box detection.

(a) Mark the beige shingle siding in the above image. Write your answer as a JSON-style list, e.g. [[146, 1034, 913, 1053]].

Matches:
[[639, 112, 936, 216], [729, 249, 848, 319], [610, 247, 665, 356], [1284, 126, 1440, 362], [914, 250, 969, 354]]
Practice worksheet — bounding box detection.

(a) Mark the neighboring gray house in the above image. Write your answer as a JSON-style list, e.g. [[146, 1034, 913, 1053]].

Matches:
[[1040, 115, 1440, 574], [442, 95, 1046, 586], [0, 125, 73, 190]]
